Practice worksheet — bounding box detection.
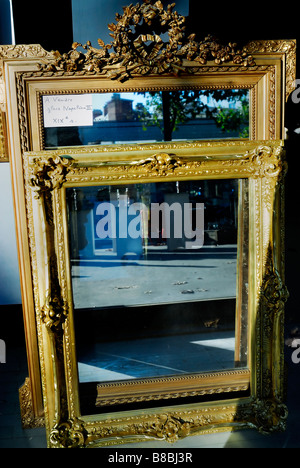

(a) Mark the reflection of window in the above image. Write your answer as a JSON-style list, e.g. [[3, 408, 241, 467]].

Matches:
[[43, 90, 249, 148]]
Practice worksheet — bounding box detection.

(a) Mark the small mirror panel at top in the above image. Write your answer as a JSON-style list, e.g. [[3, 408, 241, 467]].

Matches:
[[42, 89, 250, 149]]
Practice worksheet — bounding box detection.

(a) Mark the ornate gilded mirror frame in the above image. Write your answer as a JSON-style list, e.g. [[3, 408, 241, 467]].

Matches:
[[0, 44, 56, 162], [0, 1, 295, 430], [24, 139, 287, 447]]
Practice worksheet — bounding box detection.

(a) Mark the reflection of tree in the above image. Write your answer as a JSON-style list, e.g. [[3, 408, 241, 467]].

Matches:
[[138, 89, 249, 141], [214, 95, 249, 138]]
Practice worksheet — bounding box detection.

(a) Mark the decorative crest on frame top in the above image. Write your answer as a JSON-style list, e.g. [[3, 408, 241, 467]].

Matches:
[[39, 0, 255, 82]]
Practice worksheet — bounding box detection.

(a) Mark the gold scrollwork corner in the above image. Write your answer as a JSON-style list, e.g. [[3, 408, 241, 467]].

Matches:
[[243, 39, 297, 101], [252, 399, 288, 434], [0, 44, 55, 161], [50, 419, 88, 448]]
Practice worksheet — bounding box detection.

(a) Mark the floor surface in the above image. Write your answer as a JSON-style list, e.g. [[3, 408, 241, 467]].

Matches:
[[1, 331, 300, 448]]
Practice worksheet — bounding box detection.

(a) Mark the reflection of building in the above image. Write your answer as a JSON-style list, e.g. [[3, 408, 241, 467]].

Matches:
[[103, 94, 134, 121], [44, 92, 248, 147]]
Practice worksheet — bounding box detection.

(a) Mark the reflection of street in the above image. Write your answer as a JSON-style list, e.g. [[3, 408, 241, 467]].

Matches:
[[71, 245, 237, 309]]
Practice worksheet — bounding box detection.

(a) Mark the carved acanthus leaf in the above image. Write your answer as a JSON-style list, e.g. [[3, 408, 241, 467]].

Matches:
[[262, 253, 289, 309], [28, 156, 73, 198], [261, 246, 289, 337], [246, 145, 287, 178], [142, 414, 194, 442]]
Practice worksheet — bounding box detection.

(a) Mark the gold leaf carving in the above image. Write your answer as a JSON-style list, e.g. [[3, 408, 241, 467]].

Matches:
[[19, 378, 44, 429], [262, 250, 289, 310], [0, 112, 8, 162], [0, 44, 55, 162], [247, 144, 287, 179], [41, 292, 68, 333], [261, 246, 289, 338], [134, 153, 183, 175], [141, 414, 193, 443], [50, 419, 87, 448], [38, 0, 255, 81], [252, 399, 288, 434], [28, 155, 74, 198]]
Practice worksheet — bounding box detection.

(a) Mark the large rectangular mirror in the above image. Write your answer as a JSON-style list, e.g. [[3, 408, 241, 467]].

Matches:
[[24, 139, 287, 446], [67, 178, 248, 413]]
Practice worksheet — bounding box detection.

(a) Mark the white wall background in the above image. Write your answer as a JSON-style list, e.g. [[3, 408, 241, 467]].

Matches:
[[0, 163, 21, 304], [0, 0, 21, 305]]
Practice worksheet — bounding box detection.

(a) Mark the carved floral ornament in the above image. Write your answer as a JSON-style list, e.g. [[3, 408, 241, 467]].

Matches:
[[48, 399, 288, 448], [39, 0, 256, 81], [26, 143, 286, 197], [28, 155, 73, 198]]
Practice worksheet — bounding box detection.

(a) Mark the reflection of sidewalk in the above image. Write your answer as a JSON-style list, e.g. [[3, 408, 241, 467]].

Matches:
[[71, 245, 238, 309], [78, 330, 236, 383]]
